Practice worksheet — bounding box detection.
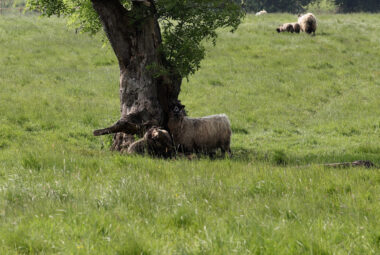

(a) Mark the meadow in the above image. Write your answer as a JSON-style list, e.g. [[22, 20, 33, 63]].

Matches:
[[0, 13, 379, 254]]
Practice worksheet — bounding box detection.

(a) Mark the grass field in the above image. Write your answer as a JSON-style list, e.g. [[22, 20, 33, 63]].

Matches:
[[0, 13, 380, 254]]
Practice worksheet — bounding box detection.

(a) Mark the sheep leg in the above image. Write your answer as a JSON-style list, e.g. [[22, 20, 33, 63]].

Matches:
[[221, 149, 226, 157], [222, 148, 232, 158], [208, 151, 216, 159], [221, 141, 232, 158]]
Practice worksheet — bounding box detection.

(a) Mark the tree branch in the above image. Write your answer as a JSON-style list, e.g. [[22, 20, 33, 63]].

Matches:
[[324, 160, 375, 168], [93, 119, 140, 136], [93, 114, 160, 136]]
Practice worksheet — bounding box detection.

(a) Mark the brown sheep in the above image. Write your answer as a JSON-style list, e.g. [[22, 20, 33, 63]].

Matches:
[[126, 127, 174, 158], [167, 105, 232, 157], [298, 13, 317, 35], [293, 22, 301, 33], [276, 22, 300, 33]]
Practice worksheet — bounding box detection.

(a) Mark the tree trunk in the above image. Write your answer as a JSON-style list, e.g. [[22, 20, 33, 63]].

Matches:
[[91, 0, 182, 145]]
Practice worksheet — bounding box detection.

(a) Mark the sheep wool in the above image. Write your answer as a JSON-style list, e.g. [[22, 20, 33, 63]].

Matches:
[[168, 107, 232, 156], [255, 10, 267, 16], [292, 22, 301, 33], [277, 22, 300, 33], [298, 13, 317, 34], [126, 127, 174, 157], [126, 139, 146, 154], [277, 23, 294, 33]]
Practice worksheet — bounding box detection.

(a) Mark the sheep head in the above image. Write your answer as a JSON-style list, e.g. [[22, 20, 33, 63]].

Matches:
[[169, 104, 186, 121], [144, 126, 174, 158], [144, 126, 170, 141]]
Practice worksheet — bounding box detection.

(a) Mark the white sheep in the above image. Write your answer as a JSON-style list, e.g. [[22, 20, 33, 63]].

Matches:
[[255, 10, 267, 16], [298, 13, 317, 35], [167, 105, 232, 157]]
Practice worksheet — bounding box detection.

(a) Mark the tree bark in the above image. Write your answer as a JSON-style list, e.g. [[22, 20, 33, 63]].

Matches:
[[91, 0, 182, 142]]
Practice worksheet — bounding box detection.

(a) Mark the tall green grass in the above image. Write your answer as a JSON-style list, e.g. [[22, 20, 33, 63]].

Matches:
[[0, 14, 379, 254]]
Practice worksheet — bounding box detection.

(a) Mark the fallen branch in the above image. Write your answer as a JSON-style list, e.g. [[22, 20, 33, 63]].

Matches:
[[323, 160, 375, 169]]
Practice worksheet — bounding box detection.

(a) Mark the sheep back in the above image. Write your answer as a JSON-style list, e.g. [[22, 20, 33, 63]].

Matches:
[[277, 23, 295, 33], [256, 10, 267, 16], [169, 114, 231, 153], [126, 138, 146, 154]]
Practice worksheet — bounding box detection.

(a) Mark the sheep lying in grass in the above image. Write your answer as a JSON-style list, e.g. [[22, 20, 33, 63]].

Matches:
[[126, 127, 174, 158], [276, 22, 300, 33], [255, 10, 267, 16], [298, 13, 317, 35], [168, 105, 232, 157]]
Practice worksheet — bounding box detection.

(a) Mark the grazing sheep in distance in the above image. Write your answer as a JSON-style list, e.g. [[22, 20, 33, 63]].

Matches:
[[292, 22, 301, 33], [168, 105, 232, 157], [255, 10, 267, 16], [126, 126, 174, 158], [298, 13, 317, 35], [276, 23, 300, 33]]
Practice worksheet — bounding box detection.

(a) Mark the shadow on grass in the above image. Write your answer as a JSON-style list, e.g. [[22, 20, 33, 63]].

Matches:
[[229, 146, 380, 168], [317, 32, 332, 36]]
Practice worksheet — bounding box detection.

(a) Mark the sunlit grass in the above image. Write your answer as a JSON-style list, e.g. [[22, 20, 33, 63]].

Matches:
[[0, 14, 379, 254]]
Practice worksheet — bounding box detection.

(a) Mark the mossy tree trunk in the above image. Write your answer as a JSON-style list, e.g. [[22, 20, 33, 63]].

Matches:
[[91, 0, 182, 146]]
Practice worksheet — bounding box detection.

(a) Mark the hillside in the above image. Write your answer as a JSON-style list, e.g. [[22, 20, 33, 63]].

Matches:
[[0, 14, 379, 254]]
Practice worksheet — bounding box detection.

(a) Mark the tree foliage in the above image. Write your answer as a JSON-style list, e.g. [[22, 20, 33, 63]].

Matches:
[[26, 0, 244, 78], [157, 0, 244, 77], [238, 0, 317, 13], [334, 0, 380, 12]]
